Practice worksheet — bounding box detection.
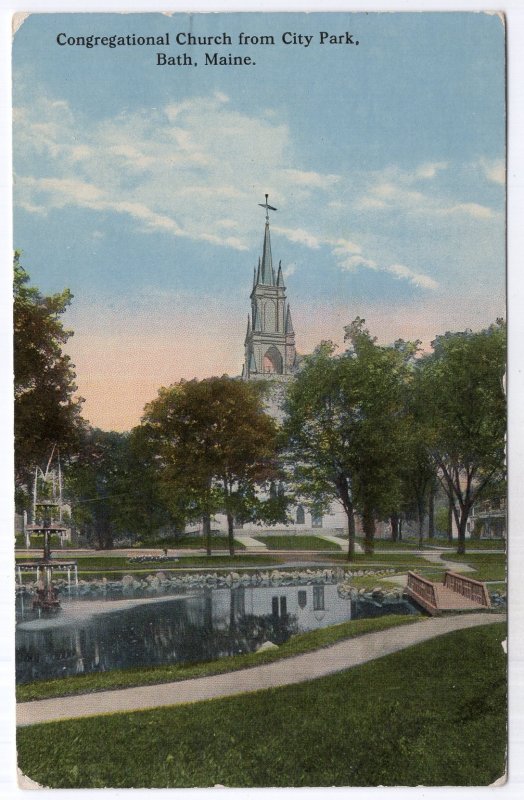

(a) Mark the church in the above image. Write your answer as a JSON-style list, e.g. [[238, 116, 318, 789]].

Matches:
[[187, 196, 391, 539], [218, 197, 351, 537]]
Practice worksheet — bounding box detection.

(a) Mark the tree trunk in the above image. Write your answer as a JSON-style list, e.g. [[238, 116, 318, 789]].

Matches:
[[226, 511, 235, 556], [457, 513, 468, 555], [343, 505, 356, 562], [336, 475, 356, 561], [428, 484, 435, 540], [417, 501, 425, 548], [203, 512, 212, 556], [447, 496, 453, 544], [399, 516, 403, 541], [390, 512, 400, 542], [362, 504, 375, 555]]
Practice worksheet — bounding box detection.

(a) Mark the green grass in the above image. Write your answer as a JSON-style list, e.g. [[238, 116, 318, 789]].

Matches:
[[17, 554, 285, 579], [258, 535, 341, 550], [355, 537, 419, 550], [330, 552, 436, 567], [143, 536, 247, 550], [463, 539, 506, 551], [443, 553, 506, 582], [17, 623, 507, 788], [488, 582, 506, 592], [16, 614, 419, 702]]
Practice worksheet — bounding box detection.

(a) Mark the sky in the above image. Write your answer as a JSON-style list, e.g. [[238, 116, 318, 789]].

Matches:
[[12, 11, 506, 431]]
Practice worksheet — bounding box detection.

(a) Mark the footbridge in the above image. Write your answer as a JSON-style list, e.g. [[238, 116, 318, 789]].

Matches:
[[405, 570, 492, 615]]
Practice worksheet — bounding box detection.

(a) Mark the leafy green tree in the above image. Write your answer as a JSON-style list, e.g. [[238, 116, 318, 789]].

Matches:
[[419, 321, 506, 554], [14, 252, 84, 486], [66, 426, 178, 548], [66, 429, 128, 549], [141, 377, 283, 556], [283, 320, 412, 558], [395, 384, 438, 546]]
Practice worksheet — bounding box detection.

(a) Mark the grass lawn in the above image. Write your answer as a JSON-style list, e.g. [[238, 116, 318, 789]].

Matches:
[[330, 552, 436, 568], [443, 553, 506, 582], [356, 538, 419, 550], [17, 623, 507, 788], [257, 535, 341, 550], [142, 536, 247, 550], [16, 614, 419, 703], [17, 554, 285, 580], [463, 539, 506, 551]]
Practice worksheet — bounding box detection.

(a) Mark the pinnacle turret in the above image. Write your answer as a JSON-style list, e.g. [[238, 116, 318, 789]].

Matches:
[[285, 305, 294, 334]]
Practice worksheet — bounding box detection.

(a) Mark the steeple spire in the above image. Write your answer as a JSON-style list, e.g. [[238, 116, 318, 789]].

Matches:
[[258, 194, 277, 286], [260, 222, 274, 284]]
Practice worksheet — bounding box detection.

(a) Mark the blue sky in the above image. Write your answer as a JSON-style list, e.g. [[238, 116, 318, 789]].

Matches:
[[12, 11, 505, 430]]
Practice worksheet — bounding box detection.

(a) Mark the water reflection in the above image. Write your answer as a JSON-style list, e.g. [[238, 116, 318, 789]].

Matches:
[[15, 583, 412, 684]]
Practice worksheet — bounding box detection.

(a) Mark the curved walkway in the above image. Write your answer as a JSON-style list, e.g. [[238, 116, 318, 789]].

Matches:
[[17, 612, 504, 727]]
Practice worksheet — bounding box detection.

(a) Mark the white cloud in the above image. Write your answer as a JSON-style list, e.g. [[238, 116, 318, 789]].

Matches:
[[13, 89, 498, 295], [273, 226, 322, 249], [340, 255, 377, 271], [480, 158, 505, 186], [415, 161, 448, 179], [339, 255, 438, 290], [437, 202, 495, 220], [386, 263, 438, 290], [353, 162, 500, 222], [283, 169, 340, 190]]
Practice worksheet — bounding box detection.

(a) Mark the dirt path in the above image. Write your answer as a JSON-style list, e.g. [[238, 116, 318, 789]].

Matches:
[[17, 612, 504, 727]]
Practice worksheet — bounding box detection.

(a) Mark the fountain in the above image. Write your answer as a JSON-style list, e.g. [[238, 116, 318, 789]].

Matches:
[[16, 449, 78, 612]]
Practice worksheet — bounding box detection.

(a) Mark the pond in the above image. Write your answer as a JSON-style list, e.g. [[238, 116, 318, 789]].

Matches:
[[15, 583, 416, 684]]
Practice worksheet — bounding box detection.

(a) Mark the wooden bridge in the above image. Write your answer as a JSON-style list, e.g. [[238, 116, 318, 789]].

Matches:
[[405, 571, 491, 615]]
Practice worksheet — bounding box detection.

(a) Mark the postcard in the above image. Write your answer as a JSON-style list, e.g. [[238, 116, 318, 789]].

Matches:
[[11, 10, 506, 789]]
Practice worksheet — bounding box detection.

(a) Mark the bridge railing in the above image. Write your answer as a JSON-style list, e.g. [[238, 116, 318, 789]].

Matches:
[[407, 571, 438, 610], [444, 571, 491, 607]]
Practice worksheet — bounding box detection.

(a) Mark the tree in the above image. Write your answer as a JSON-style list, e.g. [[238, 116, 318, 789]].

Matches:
[[14, 252, 84, 486], [419, 321, 506, 554], [283, 320, 411, 559], [141, 377, 283, 556], [395, 383, 438, 547], [66, 428, 129, 549]]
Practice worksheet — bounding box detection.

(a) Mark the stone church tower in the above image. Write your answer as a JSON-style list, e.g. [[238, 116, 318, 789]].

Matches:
[[242, 196, 296, 381]]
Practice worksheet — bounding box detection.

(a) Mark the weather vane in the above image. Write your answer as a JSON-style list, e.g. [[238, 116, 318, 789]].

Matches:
[[259, 193, 277, 223]]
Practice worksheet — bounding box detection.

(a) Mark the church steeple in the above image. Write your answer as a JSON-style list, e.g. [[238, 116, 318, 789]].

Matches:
[[260, 221, 275, 285], [243, 195, 296, 382]]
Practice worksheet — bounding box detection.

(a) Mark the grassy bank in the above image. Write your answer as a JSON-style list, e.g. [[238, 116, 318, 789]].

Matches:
[[443, 553, 506, 582], [329, 552, 436, 567], [16, 554, 285, 578], [17, 614, 419, 703], [17, 623, 506, 788]]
